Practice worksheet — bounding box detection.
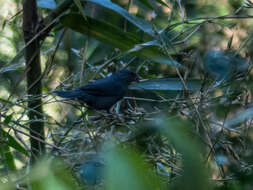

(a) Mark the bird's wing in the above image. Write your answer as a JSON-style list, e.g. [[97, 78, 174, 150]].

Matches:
[[79, 77, 125, 97]]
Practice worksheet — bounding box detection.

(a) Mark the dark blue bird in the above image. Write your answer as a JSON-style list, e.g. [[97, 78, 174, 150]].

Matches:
[[79, 159, 105, 185], [53, 69, 138, 111], [203, 50, 249, 84]]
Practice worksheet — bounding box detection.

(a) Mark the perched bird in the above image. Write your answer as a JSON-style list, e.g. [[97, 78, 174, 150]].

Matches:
[[203, 50, 249, 84], [79, 159, 105, 185], [53, 69, 138, 111]]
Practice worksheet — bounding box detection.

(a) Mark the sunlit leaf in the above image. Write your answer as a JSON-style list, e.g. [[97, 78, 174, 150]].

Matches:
[[127, 40, 160, 53], [1, 129, 28, 156]]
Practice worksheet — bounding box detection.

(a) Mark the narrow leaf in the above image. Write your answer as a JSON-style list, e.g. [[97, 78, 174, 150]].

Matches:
[[61, 14, 176, 63], [37, 0, 56, 9], [1, 129, 28, 156], [138, 0, 154, 9], [158, 117, 213, 190], [60, 14, 140, 51], [4, 115, 13, 125], [85, 0, 155, 36], [127, 40, 160, 53], [73, 0, 87, 21], [154, 0, 170, 8], [3, 145, 16, 171], [0, 63, 24, 74], [129, 78, 201, 91], [150, 57, 181, 67]]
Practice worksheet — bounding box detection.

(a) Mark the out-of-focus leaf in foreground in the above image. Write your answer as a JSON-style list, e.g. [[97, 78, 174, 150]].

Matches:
[[0, 183, 13, 190], [156, 117, 213, 190], [0, 159, 78, 190], [29, 159, 78, 190], [104, 145, 162, 190]]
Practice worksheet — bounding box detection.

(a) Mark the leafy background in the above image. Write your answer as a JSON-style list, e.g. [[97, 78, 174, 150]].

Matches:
[[1, 0, 253, 189]]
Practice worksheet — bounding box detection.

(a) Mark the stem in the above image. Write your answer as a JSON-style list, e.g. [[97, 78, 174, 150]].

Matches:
[[23, 0, 45, 163]]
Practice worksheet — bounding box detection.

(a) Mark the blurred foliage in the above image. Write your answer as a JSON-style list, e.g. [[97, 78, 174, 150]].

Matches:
[[1, 0, 253, 189]]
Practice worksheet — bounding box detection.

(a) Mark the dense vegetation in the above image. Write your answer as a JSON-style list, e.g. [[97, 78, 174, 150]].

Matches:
[[1, 0, 253, 189]]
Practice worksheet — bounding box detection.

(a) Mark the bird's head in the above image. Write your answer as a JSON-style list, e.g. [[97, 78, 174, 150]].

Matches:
[[114, 69, 139, 84]]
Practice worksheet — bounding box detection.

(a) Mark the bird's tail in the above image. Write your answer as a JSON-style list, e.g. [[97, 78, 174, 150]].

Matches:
[[53, 90, 82, 99]]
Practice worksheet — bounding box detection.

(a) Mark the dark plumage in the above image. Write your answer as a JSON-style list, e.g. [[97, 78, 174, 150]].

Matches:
[[53, 69, 138, 111], [79, 159, 104, 185], [203, 50, 249, 83]]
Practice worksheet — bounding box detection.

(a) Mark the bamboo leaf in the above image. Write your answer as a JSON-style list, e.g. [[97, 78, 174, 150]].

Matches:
[[85, 0, 155, 36], [37, 0, 56, 9], [1, 129, 28, 156], [129, 78, 201, 91]]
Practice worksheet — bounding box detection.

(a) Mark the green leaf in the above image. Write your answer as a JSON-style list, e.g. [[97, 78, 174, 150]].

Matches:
[[73, 0, 87, 21], [61, 14, 176, 64], [128, 40, 179, 66], [157, 117, 213, 190], [127, 40, 160, 53], [85, 0, 155, 36], [129, 78, 201, 91], [4, 115, 13, 125], [150, 57, 181, 67], [137, 0, 154, 9], [104, 145, 162, 190], [3, 145, 16, 171], [154, 0, 170, 8], [0, 63, 24, 74], [1, 129, 28, 156], [61, 14, 140, 51], [0, 183, 13, 190], [37, 0, 56, 9], [29, 159, 78, 190]]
